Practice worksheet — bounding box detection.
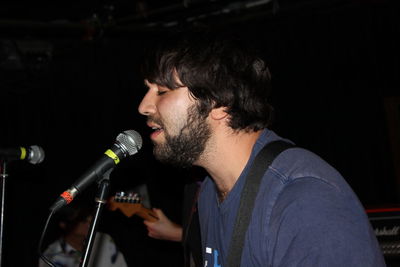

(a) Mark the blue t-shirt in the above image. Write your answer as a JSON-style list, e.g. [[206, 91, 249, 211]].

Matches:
[[198, 129, 385, 267]]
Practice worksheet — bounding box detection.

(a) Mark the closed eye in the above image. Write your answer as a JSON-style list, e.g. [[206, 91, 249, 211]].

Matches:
[[157, 91, 167, 96]]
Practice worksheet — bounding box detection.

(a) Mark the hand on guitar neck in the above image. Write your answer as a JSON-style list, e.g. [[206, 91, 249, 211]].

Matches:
[[107, 192, 159, 222]]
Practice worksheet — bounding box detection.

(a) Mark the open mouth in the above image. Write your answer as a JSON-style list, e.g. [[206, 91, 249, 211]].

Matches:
[[149, 125, 164, 139], [152, 126, 163, 133]]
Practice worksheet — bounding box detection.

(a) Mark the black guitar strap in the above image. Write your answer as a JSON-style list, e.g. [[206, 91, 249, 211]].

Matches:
[[182, 181, 203, 267], [226, 140, 295, 267]]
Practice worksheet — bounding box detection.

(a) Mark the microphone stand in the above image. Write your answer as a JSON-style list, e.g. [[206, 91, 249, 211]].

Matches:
[[79, 168, 113, 267], [0, 160, 8, 267]]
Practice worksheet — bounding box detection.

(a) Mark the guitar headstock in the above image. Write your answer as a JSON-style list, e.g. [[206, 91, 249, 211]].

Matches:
[[107, 191, 158, 221], [114, 191, 143, 204]]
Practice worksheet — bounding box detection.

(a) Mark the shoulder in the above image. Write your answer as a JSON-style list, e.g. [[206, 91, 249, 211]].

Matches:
[[43, 238, 63, 254], [266, 146, 365, 211], [256, 147, 368, 230], [269, 147, 346, 190], [91, 232, 128, 267], [94, 232, 117, 246]]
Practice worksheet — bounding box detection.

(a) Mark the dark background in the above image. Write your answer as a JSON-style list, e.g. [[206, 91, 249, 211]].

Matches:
[[1, 0, 399, 266]]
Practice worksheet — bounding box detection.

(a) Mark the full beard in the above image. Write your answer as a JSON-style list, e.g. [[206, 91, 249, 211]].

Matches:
[[153, 105, 211, 168]]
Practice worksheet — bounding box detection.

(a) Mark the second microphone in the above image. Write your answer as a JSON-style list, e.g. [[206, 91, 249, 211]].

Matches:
[[49, 130, 142, 212]]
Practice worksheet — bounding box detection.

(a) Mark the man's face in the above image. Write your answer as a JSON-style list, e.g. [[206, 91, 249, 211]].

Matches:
[[138, 80, 211, 168], [62, 215, 92, 239], [74, 216, 92, 237]]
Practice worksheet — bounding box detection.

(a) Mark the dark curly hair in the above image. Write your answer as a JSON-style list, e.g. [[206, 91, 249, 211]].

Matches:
[[141, 28, 274, 132]]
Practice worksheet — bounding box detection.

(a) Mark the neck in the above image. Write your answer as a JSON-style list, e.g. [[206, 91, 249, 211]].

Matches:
[[200, 129, 263, 200]]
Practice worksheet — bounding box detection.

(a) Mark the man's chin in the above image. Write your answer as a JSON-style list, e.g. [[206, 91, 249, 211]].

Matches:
[[153, 146, 169, 161], [153, 149, 193, 168]]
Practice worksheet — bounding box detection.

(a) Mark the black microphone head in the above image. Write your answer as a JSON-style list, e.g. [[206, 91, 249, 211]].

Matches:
[[116, 130, 142, 156], [28, 145, 45, 164]]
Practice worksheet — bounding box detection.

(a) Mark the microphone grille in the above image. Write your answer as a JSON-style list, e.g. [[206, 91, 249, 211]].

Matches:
[[28, 145, 45, 164], [116, 130, 143, 156]]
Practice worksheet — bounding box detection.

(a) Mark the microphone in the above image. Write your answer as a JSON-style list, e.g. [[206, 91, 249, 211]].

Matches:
[[49, 130, 142, 212], [0, 145, 45, 164]]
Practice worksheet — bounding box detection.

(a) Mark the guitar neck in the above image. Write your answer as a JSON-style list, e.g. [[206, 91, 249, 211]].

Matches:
[[136, 207, 158, 222]]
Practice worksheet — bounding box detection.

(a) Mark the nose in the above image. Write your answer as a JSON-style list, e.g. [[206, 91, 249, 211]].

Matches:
[[138, 90, 156, 116]]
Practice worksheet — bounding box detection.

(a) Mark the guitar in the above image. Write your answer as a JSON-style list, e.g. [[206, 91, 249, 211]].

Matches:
[[107, 191, 159, 222]]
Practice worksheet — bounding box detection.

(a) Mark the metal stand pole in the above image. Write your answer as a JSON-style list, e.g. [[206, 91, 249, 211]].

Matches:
[[79, 168, 112, 267], [0, 161, 8, 267]]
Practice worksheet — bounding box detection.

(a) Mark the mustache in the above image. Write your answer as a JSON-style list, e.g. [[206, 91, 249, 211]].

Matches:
[[147, 116, 164, 128]]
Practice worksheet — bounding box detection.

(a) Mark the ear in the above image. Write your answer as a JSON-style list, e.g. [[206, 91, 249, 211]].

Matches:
[[210, 107, 228, 121]]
